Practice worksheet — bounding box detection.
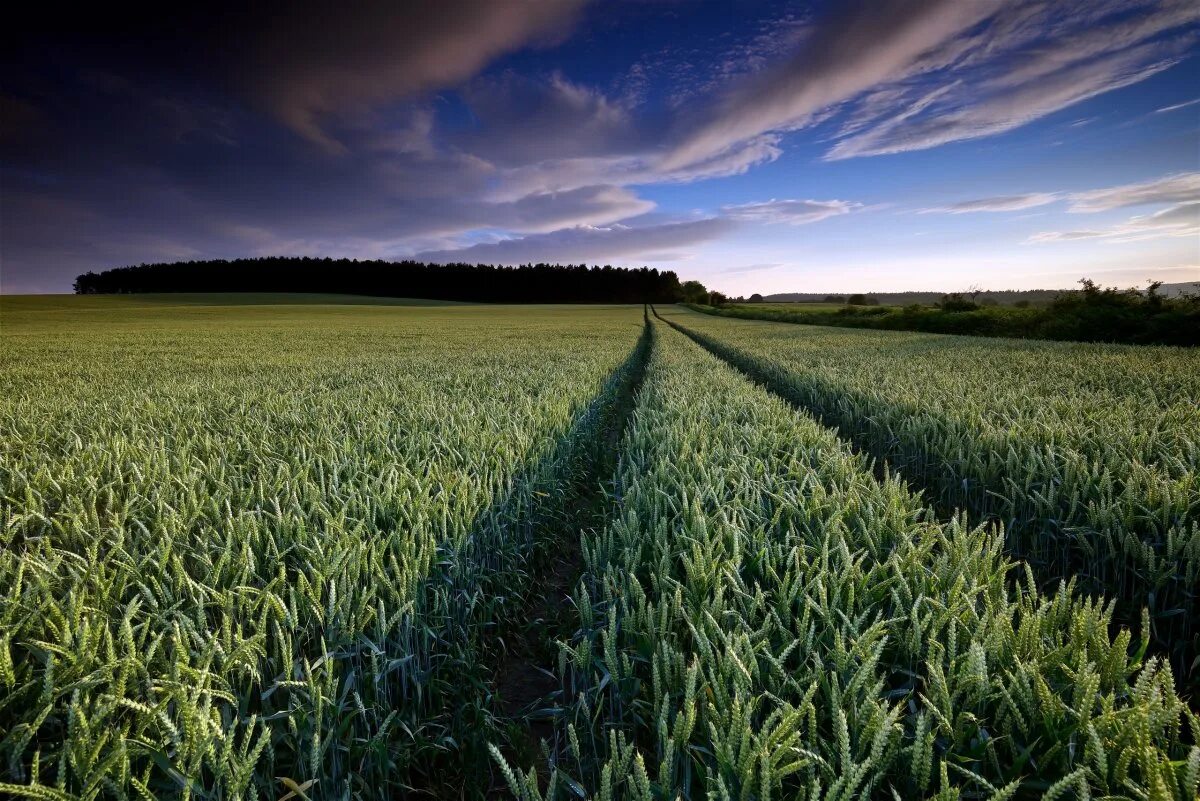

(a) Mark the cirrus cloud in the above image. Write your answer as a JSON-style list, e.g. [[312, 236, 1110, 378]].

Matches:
[[655, 0, 1197, 167], [920, 193, 1061, 214], [1066, 172, 1200, 212], [1030, 201, 1200, 243], [721, 198, 861, 224]]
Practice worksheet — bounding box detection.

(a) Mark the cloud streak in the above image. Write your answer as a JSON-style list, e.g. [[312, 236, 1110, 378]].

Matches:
[[919, 172, 1200, 217], [1066, 172, 1200, 212], [826, 0, 1198, 159], [663, 0, 998, 169], [721, 199, 860, 224], [416, 218, 736, 264], [1155, 97, 1200, 112], [651, 0, 1197, 167], [920, 193, 1060, 214], [1030, 201, 1200, 243]]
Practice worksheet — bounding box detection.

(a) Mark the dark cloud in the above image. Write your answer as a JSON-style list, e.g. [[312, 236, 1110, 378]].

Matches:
[[245, 2, 586, 152], [452, 72, 648, 165], [5, 3, 585, 151]]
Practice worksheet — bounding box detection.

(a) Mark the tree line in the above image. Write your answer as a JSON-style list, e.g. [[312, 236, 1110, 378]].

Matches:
[[73, 257, 703, 304], [693, 279, 1200, 346]]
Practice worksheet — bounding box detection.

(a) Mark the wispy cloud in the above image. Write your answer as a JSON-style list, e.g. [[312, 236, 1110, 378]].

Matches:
[[828, 1, 1198, 159], [919, 172, 1200, 217], [920, 193, 1060, 214], [713, 262, 784, 275], [827, 46, 1185, 159], [416, 217, 736, 264], [1030, 201, 1200, 243], [662, 0, 997, 169], [661, 0, 1198, 167], [1155, 97, 1200, 112], [414, 194, 862, 265], [721, 199, 860, 224], [1066, 172, 1200, 211]]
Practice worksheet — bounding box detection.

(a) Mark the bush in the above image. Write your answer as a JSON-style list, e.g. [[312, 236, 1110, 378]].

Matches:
[[938, 292, 980, 312], [846, 293, 879, 306]]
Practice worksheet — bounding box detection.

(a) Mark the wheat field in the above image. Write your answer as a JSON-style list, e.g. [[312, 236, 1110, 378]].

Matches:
[[1, 296, 1196, 799]]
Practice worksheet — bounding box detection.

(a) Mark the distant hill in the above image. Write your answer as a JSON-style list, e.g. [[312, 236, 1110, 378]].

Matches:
[[763, 282, 1198, 306]]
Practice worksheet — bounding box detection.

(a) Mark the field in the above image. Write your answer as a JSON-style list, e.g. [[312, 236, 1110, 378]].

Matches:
[[655, 306, 1200, 679], [740, 302, 879, 312], [1, 296, 1197, 800]]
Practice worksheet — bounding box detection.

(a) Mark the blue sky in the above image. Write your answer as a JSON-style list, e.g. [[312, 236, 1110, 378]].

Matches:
[[2, 0, 1198, 293]]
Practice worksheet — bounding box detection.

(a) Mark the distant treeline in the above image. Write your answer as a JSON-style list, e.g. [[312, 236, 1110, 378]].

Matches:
[[762, 282, 1198, 306], [696, 280, 1200, 346], [73, 257, 690, 303]]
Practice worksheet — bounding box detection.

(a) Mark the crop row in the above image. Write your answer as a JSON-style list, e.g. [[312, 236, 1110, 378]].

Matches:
[[498, 320, 1197, 800], [656, 307, 1200, 682], [0, 305, 646, 799]]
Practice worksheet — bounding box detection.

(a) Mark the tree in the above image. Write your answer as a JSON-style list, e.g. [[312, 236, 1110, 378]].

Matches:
[[846, 293, 879, 306], [748, 293, 764, 303], [708, 291, 729, 306], [679, 280, 710, 304]]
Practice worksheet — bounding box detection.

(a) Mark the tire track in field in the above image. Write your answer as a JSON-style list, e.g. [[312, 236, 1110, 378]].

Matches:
[[651, 303, 928, 492], [487, 309, 654, 794]]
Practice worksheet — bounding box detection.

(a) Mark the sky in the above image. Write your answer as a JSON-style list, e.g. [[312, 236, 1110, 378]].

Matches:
[[2, 0, 1198, 295]]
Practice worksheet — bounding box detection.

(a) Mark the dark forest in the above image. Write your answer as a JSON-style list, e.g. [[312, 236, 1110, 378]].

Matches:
[[74, 258, 690, 303]]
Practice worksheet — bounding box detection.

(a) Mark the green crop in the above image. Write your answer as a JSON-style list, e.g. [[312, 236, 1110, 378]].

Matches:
[[3, 297, 1196, 800], [497, 320, 1197, 800], [0, 298, 645, 798], [657, 306, 1200, 682]]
